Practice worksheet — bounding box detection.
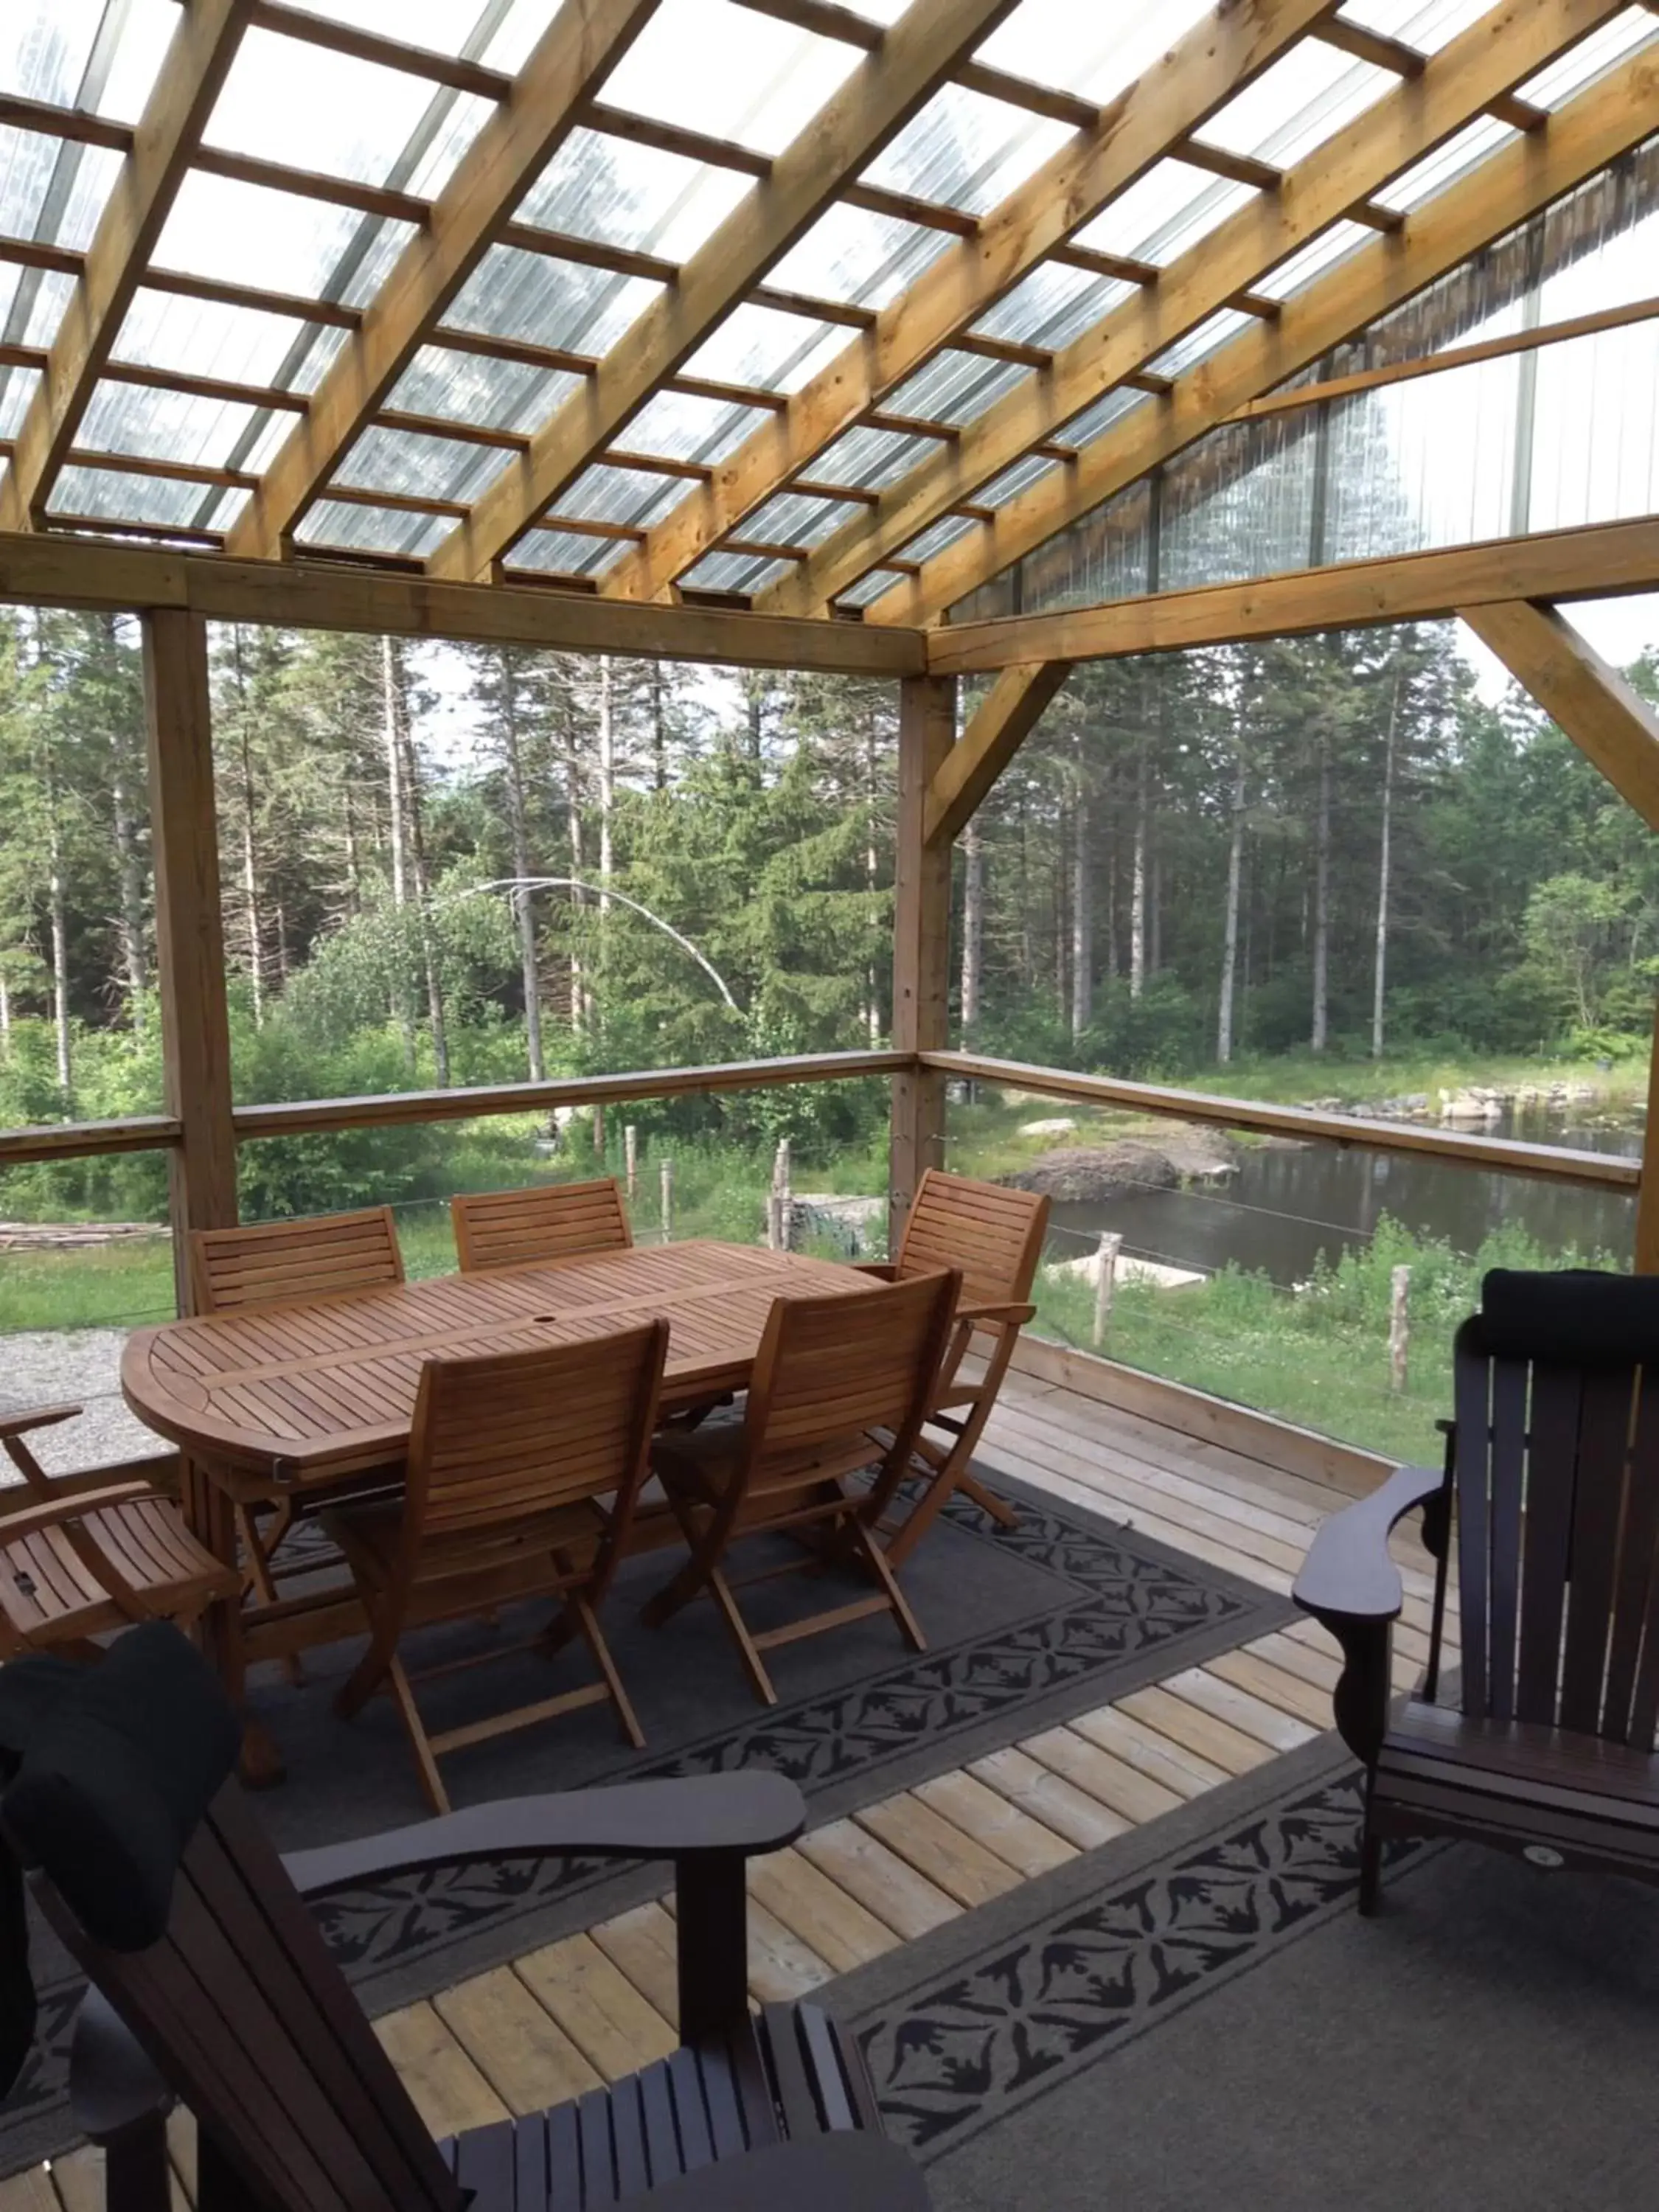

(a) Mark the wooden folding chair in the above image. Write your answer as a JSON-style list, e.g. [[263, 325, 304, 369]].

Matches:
[[324, 1322, 669, 1813], [0, 1405, 238, 1658], [451, 1177, 633, 1271], [861, 1169, 1050, 1566], [187, 1207, 407, 1668], [645, 1270, 959, 1705]]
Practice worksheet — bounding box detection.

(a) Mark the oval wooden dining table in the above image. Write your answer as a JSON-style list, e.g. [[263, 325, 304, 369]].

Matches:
[[121, 1238, 874, 1780]]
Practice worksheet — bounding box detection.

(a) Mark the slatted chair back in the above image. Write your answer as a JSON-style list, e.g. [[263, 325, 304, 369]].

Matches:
[[32, 1779, 465, 2212], [1450, 1317, 1659, 1745], [893, 1170, 1048, 1312], [188, 1207, 404, 1315], [738, 1270, 959, 1516], [406, 1322, 667, 1548], [451, 1178, 633, 1273]]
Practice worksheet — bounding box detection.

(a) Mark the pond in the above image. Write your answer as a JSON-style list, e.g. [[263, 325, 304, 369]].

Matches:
[[1046, 1104, 1641, 1287]]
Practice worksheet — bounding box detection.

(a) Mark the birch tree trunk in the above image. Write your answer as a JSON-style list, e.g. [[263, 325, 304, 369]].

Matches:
[[498, 651, 543, 1082], [864, 703, 880, 1045], [1129, 736, 1148, 1002], [563, 711, 587, 1036], [380, 636, 417, 1071], [105, 627, 148, 1035], [961, 815, 984, 1040], [0, 969, 10, 1059], [232, 632, 263, 1027], [1372, 669, 1403, 1061], [1217, 747, 1247, 1063], [1071, 745, 1092, 1037], [45, 779, 71, 1099], [1311, 733, 1331, 1054], [391, 646, 450, 1088]]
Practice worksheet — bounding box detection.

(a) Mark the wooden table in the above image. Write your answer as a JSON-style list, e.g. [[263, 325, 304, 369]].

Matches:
[[121, 1240, 873, 1774]]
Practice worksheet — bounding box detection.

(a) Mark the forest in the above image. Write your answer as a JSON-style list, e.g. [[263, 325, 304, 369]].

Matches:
[[1, 604, 1655, 1196]]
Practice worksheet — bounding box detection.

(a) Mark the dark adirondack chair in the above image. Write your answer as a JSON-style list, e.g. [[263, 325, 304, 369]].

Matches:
[[1294, 1267, 1659, 1916], [0, 1626, 915, 2212]]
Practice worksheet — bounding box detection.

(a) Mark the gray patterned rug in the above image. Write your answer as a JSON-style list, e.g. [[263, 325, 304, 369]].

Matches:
[[1, 1466, 1292, 2174], [830, 1733, 1659, 2211]]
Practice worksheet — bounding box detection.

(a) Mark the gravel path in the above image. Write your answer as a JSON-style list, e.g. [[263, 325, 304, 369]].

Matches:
[[0, 1329, 164, 1473]]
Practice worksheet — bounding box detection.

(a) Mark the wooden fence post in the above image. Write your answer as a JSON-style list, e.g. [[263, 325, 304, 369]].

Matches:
[[1093, 1231, 1122, 1349], [768, 1138, 792, 1251], [1389, 1265, 1411, 1392], [625, 1123, 637, 1200], [660, 1158, 674, 1244], [142, 609, 237, 1318], [890, 674, 954, 1253]]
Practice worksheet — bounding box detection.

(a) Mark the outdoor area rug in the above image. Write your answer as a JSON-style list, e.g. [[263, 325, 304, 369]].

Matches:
[[830, 1731, 1659, 2211], [0, 1464, 1293, 2174]]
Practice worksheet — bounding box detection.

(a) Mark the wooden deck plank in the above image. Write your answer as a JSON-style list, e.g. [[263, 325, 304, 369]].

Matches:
[[857, 1790, 1026, 1907], [0, 2169, 60, 2212], [1116, 1686, 1274, 1777], [1066, 1703, 1233, 1795], [46, 2149, 105, 2212], [434, 1965, 603, 2114], [1213, 1644, 1340, 1731], [914, 1767, 1079, 1877], [1170, 1665, 1321, 1754], [1019, 1722, 1178, 1826], [967, 1743, 1141, 1849], [743, 1896, 836, 2002], [373, 1999, 510, 2138], [589, 1900, 683, 2030], [747, 1846, 902, 1970], [797, 1818, 960, 1940], [512, 1932, 678, 2082]]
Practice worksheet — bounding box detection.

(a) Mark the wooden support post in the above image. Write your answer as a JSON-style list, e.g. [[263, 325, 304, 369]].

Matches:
[[1389, 1264, 1411, 1391], [1092, 1231, 1122, 1349], [143, 608, 237, 1315], [890, 674, 955, 1251], [1637, 995, 1659, 1275]]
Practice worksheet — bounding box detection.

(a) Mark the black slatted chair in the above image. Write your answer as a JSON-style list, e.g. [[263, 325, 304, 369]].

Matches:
[[1294, 1267, 1659, 1916], [0, 1626, 917, 2212]]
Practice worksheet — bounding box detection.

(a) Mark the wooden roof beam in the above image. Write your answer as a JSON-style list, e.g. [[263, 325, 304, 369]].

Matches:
[[425, 0, 1027, 585], [783, 0, 1638, 625], [0, 0, 254, 533], [1462, 600, 1659, 830], [596, 0, 1343, 608], [924, 661, 1071, 846], [224, 0, 664, 562]]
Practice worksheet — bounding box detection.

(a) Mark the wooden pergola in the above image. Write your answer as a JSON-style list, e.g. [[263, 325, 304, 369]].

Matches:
[[1, 0, 1657, 1312]]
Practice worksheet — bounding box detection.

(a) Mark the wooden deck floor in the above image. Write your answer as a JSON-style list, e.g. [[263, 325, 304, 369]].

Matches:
[[10, 1372, 1442, 2211]]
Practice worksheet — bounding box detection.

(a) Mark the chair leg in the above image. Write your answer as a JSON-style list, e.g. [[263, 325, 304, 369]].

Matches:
[[641, 1543, 716, 1630], [384, 1653, 451, 1816], [234, 1501, 302, 1686], [335, 1614, 396, 1721], [956, 1468, 1018, 1530], [847, 1516, 927, 1652], [571, 1593, 646, 1749], [706, 1567, 778, 1705]]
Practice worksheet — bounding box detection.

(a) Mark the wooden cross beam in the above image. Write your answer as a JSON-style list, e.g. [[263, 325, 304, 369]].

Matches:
[[0, 0, 253, 533], [422, 0, 1026, 585], [593, 0, 1342, 608], [924, 661, 1071, 846], [762, 0, 1637, 624]]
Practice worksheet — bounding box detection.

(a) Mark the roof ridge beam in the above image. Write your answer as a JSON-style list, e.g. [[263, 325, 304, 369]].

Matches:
[[771, 0, 1637, 623], [598, 0, 1341, 608], [223, 0, 663, 563], [0, 0, 254, 534], [424, 0, 1026, 585]]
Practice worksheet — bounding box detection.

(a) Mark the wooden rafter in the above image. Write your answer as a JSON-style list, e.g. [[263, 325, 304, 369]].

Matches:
[[422, 0, 1027, 585], [597, 0, 1341, 607], [768, 0, 1635, 623], [925, 518, 1659, 671], [1463, 600, 1659, 830], [924, 661, 1071, 846], [223, 0, 663, 562], [0, 0, 253, 533]]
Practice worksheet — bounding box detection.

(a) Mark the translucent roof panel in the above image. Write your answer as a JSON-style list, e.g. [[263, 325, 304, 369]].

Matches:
[[1333, 0, 1493, 53], [203, 29, 494, 199], [509, 526, 622, 576], [599, 0, 863, 158], [0, 367, 42, 442], [115, 290, 352, 393], [386, 341, 577, 434], [1144, 307, 1253, 383], [516, 129, 749, 263], [1075, 160, 1256, 268], [0, 265, 78, 354], [836, 566, 914, 608], [813, 422, 934, 490], [883, 349, 1028, 428], [0, 130, 124, 256], [617, 389, 768, 465], [295, 500, 448, 557], [1375, 116, 1516, 213], [768, 204, 945, 313], [1, 0, 178, 119], [49, 464, 249, 532], [1256, 220, 1374, 301], [897, 512, 977, 565], [157, 173, 417, 304], [1519, 9, 1656, 105], [275, 1, 564, 71], [552, 463, 684, 529], [447, 244, 661, 358], [78, 380, 268, 473], [972, 262, 1131, 352], [740, 490, 846, 548], [334, 425, 510, 508], [678, 303, 845, 395], [978, 452, 1060, 507], [975, 0, 1215, 108], [681, 547, 790, 593], [1063, 385, 1147, 448], [862, 86, 1071, 218], [1196, 43, 1392, 169]]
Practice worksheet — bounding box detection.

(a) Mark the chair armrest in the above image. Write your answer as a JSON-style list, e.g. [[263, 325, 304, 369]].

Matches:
[[1293, 1461, 1445, 1626], [0, 1402, 81, 1441], [853, 1263, 899, 1281], [956, 1301, 1034, 1328], [285, 1773, 807, 1897], [0, 1481, 158, 1544]]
